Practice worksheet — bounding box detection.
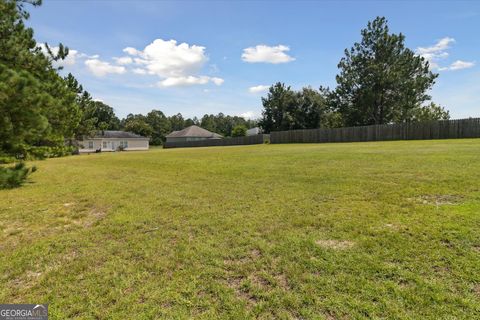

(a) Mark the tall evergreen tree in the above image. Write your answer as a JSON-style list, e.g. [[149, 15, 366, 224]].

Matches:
[[0, 0, 81, 157], [334, 17, 437, 126]]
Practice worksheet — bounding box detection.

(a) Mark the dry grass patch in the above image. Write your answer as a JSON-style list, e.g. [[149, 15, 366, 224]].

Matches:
[[8, 249, 80, 293], [473, 284, 480, 297], [409, 194, 464, 206], [315, 239, 355, 250]]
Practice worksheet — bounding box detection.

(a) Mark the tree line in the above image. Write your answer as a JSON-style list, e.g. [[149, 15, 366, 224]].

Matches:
[[120, 111, 257, 145], [66, 94, 257, 146], [259, 17, 450, 133]]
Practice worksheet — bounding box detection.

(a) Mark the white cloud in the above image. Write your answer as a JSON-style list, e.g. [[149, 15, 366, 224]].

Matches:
[[132, 68, 147, 75], [210, 77, 224, 85], [85, 59, 126, 77], [416, 37, 455, 57], [447, 60, 475, 71], [157, 76, 224, 87], [249, 85, 269, 93], [122, 38, 222, 87], [240, 111, 257, 119], [242, 45, 295, 64], [123, 39, 208, 78], [416, 37, 474, 72], [123, 47, 140, 55], [113, 56, 133, 65], [416, 37, 455, 70]]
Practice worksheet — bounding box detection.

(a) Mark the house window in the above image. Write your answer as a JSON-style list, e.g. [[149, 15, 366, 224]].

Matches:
[[88, 141, 94, 149], [120, 140, 128, 148], [103, 141, 107, 149]]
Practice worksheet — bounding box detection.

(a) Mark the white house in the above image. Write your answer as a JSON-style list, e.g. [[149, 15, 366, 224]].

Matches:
[[246, 127, 262, 136], [79, 131, 149, 153]]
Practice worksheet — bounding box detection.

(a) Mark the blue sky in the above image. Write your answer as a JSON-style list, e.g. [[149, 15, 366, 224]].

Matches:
[[27, 1, 479, 119]]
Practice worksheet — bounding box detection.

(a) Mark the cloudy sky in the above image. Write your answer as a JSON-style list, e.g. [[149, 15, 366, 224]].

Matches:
[[27, 1, 479, 119]]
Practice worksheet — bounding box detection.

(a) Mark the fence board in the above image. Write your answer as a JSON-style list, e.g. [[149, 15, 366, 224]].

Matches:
[[270, 118, 480, 144], [164, 134, 269, 149]]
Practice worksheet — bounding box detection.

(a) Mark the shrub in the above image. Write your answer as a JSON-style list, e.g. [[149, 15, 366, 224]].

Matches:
[[232, 125, 247, 137], [0, 162, 36, 189], [22, 146, 75, 160], [0, 155, 16, 164]]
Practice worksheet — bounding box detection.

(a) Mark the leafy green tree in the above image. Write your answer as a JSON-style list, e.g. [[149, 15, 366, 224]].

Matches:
[[146, 110, 171, 145], [259, 83, 334, 132], [200, 114, 217, 133], [259, 82, 297, 133], [84, 101, 120, 131], [199, 113, 254, 137], [168, 113, 185, 131], [231, 125, 247, 137], [334, 17, 437, 126], [184, 117, 199, 127], [123, 114, 153, 138], [294, 87, 333, 129], [412, 102, 450, 122]]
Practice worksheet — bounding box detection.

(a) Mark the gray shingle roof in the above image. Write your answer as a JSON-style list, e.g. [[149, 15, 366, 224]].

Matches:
[[165, 125, 223, 138], [93, 130, 148, 139]]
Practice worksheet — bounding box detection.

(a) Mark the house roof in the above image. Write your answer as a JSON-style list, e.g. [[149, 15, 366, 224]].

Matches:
[[92, 130, 148, 139], [165, 125, 223, 138]]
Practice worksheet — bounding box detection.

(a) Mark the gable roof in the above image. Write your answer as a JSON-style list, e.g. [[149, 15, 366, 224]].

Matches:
[[92, 130, 148, 139], [166, 125, 223, 138]]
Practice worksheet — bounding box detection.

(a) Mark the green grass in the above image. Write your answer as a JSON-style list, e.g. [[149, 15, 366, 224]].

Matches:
[[1, 140, 480, 319]]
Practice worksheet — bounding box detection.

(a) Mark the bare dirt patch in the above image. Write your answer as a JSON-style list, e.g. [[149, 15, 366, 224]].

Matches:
[[274, 273, 289, 290], [69, 206, 107, 228], [409, 194, 464, 206], [473, 284, 480, 297], [250, 274, 270, 290], [226, 276, 258, 307], [315, 239, 355, 250]]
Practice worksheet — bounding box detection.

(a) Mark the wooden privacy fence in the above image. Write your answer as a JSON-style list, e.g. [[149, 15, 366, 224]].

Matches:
[[164, 134, 270, 148], [270, 118, 480, 144]]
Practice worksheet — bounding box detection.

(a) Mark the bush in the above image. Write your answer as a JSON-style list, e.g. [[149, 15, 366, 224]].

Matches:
[[232, 125, 247, 137], [21, 146, 75, 160], [0, 162, 36, 189], [0, 155, 16, 164]]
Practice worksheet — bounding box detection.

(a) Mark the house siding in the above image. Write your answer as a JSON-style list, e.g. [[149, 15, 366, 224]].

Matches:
[[79, 138, 149, 153]]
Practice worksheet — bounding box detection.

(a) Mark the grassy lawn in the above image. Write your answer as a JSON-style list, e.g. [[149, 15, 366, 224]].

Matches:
[[1, 140, 480, 319]]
